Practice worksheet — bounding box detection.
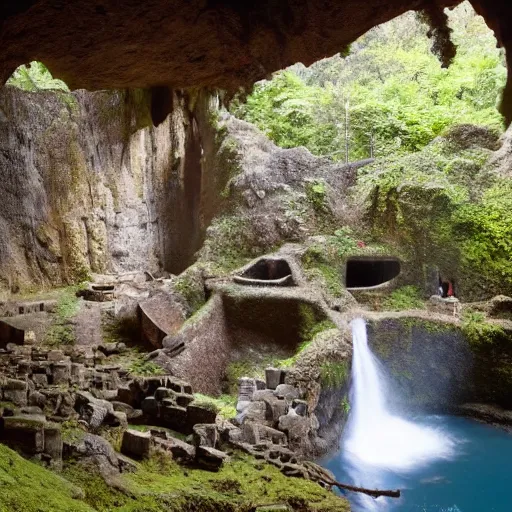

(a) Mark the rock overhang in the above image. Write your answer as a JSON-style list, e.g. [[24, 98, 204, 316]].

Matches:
[[0, 0, 467, 92]]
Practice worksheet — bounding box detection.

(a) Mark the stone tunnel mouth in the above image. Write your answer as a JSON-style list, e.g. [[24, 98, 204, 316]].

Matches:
[[234, 258, 295, 287], [345, 256, 401, 289]]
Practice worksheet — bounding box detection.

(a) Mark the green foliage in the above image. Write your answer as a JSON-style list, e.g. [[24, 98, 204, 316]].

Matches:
[[45, 289, 80, 346], [0, 444, 92, 512], [128, 358, 165, 377], [381, 286, 426, 311], [7, 61, 69, 92], [304, 179, 329, 213], [233, 4, 505, 160], [193, 393, 237, 419], [231, 71, 337, 156], [341, 397, 351, 415], [320, 361, 350, 388], [453, 180, 512, 296], [461, 310, 505, 346]]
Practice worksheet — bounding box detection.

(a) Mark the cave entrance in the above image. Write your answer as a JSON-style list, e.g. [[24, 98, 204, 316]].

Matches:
[[345, 257, 401, 289], [234, 258, 295, 287]]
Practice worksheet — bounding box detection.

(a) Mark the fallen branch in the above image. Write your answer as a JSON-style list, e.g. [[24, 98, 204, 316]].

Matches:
[[324, 479, 401, 499]]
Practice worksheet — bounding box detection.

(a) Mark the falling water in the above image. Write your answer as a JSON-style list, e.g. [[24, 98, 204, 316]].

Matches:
[[344, 318, 456, 473]]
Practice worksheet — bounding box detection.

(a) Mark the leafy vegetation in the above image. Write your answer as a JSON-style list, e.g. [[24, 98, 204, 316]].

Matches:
[[192, 393, 237, 419], [461, 310, 505, 346], [7, 61, 70, 92], [381, 286, 426, 311], [320, 361, 350, 388], [232, 4, 505, 160], [128, 357, 165, 377]]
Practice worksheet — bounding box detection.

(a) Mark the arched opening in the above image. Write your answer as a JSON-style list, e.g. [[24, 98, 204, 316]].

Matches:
[[345, 257, 401, 289]]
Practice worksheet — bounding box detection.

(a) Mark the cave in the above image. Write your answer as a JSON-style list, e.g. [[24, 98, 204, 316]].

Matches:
[[345, 257, 401, 289], [234, 258, 295, 286]]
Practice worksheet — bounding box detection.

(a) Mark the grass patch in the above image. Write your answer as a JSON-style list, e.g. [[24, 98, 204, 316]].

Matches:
[[320, 361, 349, 388], [381, 286, 425, 311], [192, 394, 237, 420], [0, 444, 92, 512], [128, 357, 166, 377], [44, 288, 80, 346]]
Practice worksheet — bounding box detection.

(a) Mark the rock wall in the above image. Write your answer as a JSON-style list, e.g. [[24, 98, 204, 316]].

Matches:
[[0, 86, 222, 295], [367, 316, 512, 410]]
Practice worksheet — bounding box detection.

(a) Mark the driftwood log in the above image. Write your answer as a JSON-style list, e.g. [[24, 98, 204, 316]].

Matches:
[[325, 479, 401, 499]]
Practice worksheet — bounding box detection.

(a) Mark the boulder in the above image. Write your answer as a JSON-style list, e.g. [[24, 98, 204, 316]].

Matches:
[[64, 433, 120, 479], [274, 384, 300, 401], [195, 446, 229, 471], [153, 436, 195, 462], [192, 424, 218, 448], [186, 404, 217, 432], [2, 379, 28, 406], [121, 429, 151, 459]]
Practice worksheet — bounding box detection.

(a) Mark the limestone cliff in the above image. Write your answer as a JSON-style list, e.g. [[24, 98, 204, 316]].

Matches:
[[0, 86, 222, 295]]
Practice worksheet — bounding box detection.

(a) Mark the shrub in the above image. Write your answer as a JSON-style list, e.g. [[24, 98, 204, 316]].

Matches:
[[381, 286, 425, 311]]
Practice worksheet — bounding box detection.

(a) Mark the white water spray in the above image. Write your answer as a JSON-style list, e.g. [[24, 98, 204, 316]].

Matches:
[[343, 318, 456, 472]]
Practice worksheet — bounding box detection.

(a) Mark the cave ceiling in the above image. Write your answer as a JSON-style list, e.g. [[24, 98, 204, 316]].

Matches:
[[0, 0, 510, 119]]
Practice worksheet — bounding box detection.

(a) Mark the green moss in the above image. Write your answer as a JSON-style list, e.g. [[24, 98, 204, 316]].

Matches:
[[0, 444, 92, 512], [192, 394, 237, 420], [128, 357, 166, 377], [45, 288, 80, 346], [381, 286, 426, 311], [320, 361, 349, 388], [61, 419, 86, 444], [199, 216, 254, 274], [461, 310, 506, 346], [173, 272, 206, 317]]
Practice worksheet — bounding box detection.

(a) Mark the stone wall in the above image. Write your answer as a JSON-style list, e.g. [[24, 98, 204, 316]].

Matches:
[[0, 86, 223, 295]]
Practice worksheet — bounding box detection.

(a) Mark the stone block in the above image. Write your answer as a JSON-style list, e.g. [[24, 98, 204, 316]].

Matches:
[[167, 378, 193, 395], [274, 384, 299, 401], [192, 424, 218, 448], [47, 350, 65, 362], [265, 368, 282, 390], [51, 362, 71, 385], [154, 387, 174, 401], [195, 446, 228, 471], [121, 429, 151, 459], [32, 373, 48, 388], [153, 436, 195, 461], [186, 404, 217, 433], [175, 393, 194, 408], [44, 424, 63, 463], [1, 416, 45, 454], [141, 397, 159, 418], [3, 379, 28, 406], [161, 404, 188, 433]]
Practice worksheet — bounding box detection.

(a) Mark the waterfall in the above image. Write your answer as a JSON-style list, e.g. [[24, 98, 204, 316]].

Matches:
[[344, 318, 456, 472]]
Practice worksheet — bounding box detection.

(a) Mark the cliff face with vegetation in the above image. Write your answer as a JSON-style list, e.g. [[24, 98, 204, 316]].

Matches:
[[0, 87, 223, 295]]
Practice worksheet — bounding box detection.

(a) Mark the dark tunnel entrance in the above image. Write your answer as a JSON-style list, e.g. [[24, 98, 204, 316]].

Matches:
[[345, 257, 401, 288], [241, 259, 292, 281]]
